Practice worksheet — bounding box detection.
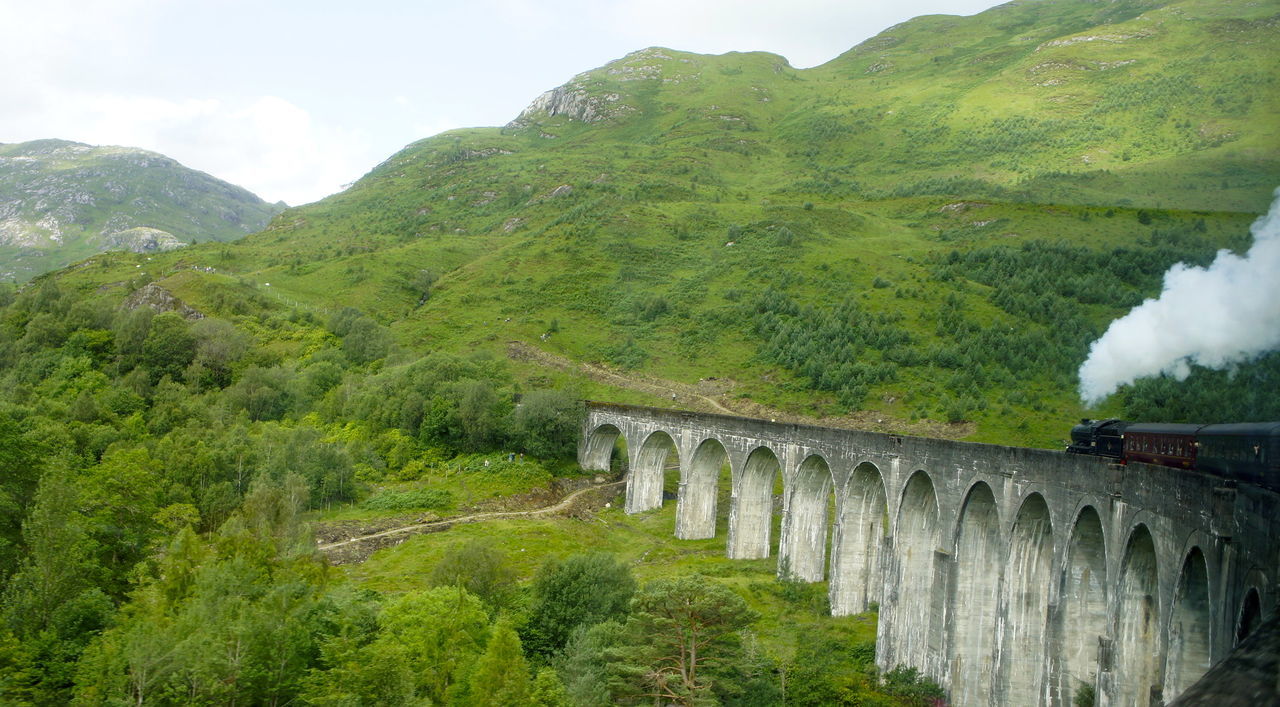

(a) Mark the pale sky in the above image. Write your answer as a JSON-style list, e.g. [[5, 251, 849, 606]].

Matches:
[[1, 0, 999, 205]]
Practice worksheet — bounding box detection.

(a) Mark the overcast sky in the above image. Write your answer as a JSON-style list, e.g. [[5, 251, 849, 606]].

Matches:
[[2, 0, 999, 205]]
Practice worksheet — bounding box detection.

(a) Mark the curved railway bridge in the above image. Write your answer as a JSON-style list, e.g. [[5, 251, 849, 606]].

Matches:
[[579, 402, 1280, 706]]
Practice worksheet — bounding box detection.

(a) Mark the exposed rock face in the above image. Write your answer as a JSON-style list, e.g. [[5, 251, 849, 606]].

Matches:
[[509, 83, 622, 126], [507, 47, 696, 128], [102, 227, 185, 253], [122, 283, 204, 320]]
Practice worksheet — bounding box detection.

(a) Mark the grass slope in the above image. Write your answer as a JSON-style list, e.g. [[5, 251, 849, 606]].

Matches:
[[35, 0, 1280, 447]]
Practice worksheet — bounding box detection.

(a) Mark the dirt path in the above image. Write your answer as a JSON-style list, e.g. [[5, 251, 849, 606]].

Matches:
[[506, 340, 974, 439], [318, 480, 625, 565]]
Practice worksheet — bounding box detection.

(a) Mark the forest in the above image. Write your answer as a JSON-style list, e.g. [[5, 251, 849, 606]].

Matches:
[[0, 276, 946, 705]]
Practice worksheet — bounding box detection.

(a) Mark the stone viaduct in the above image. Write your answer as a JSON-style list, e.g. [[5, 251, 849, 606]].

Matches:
[[579, 402, 1280, 706]]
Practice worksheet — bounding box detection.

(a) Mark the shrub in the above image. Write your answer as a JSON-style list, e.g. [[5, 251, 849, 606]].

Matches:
[[362, 488, 452, 511]]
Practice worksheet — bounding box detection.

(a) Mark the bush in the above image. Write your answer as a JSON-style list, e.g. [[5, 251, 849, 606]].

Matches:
[[508, 390, 583, 459], [362, 488, 452, 511], [522, 553, 635, 660]]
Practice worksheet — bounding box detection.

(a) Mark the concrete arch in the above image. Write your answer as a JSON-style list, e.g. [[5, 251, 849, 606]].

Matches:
[[581, 423, 624, 472], [781, 454, 834, 582], [1236, 585, 1263, 645], [728, 446, 782, 560], [625, 430, 678, 514], [1056, 504, 1108, 705], [1165, 547, 1212, 701], [999, 492, 1054, 707], [947, 481, 1001, 707], [830, 461, 888, 616], [1111, 523, 1162, 707], [893, 470, 941, 673], [676, 437, 730, 540]]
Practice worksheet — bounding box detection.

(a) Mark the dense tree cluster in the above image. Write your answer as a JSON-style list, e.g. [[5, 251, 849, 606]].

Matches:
[[0, 277, 586, 703]]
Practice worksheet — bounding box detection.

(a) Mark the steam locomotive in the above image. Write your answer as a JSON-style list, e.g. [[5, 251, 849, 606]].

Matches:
[[1066, 419, 1280, 490]]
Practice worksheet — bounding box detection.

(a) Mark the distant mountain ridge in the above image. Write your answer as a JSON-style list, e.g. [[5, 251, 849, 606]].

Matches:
[[0, 139, 283, 281]]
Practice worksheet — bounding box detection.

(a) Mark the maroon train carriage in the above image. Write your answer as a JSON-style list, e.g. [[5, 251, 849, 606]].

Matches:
[[1121, 423, 1203, 469], [1068, 419, 1280, 491]]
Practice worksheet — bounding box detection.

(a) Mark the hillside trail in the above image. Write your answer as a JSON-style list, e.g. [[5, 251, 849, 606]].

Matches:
[[317, 480, 625, 564], [506, 340, 974, 439]]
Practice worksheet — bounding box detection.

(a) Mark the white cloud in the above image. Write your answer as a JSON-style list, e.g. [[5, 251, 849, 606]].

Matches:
[[3, 87, 372, 205]]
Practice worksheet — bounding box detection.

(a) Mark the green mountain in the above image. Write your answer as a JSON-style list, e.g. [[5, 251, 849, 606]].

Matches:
[[31, 0, 1280, 446], [2, 1, 1279, 703], [0, 139, 284, 281]]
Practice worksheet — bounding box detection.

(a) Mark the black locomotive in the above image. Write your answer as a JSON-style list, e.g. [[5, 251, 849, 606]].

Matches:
[[1067, 418, 1280, 489]]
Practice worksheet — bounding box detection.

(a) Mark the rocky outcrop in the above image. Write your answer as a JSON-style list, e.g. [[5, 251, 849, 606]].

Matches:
[[509, 83, 623, 127], [101, 227, 186, 253], [122, 283, 204, 320]]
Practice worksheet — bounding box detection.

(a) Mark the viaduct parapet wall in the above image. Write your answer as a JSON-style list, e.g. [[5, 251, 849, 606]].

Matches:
[[580, 402, 1280, 706]]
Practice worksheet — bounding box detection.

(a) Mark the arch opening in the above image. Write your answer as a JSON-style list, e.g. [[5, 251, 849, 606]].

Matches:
[[781, 454, 834, 582], [1165, 547, 1211, 701], [830, 462, 887, 616], [625, 430, 678, 515], [1057, 506, 1107, 705], [1237, 587, 1262, 646], [1112, 524, 1162, 707], [999, 493, 1054, 707], [893, 470, 940, 674], [728, 447, 782, 560], [676, 438, 730, 540], [948, 482, 1001, 707], [582, 424, 625, 475]]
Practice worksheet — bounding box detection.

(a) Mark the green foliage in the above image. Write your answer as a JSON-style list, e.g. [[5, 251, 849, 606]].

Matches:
[[530, 666, 571, 707], [522, 552, 637, 661], [360, 587, 487, 704], [1074, 681, 1097, 707], [2, 459, 100, 637], [615, 575, 759, 705], [363, 487, 453, 511], [0, 2, 1277, 700], [140, 312, 195, 383], [464, 617, 532, 706], [0, 410, 40, 591], [558, 620, 629, 706], [880, 665, 947, 706], [754, 289, 907, 408], [1121, 351, 1280, 422], [71, 479, 330, 706], [785, 634, 877, 706], [509, 389, 585, 459], [427, 539, 518, 613]]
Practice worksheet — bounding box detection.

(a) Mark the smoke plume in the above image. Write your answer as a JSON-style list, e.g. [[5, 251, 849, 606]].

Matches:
[[1078, 188, 1280, 405]]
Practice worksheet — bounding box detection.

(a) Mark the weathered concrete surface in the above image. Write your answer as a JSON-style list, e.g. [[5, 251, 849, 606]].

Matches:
[[581, 402, 1280, 707], [1168, 617, 1279, 706]]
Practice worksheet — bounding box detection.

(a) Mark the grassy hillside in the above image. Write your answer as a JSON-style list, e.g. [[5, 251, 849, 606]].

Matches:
[[22, 0, 1280, 450], [2, 1, 1278, 703], [0, 139, 283, 281]]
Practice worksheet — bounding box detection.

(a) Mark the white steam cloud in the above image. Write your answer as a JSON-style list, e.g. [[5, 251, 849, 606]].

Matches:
[[1078, 188, 1280, 405]]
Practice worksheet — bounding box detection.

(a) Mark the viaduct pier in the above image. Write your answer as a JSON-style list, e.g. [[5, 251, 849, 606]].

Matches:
[[579, 402, 1280, 706]]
